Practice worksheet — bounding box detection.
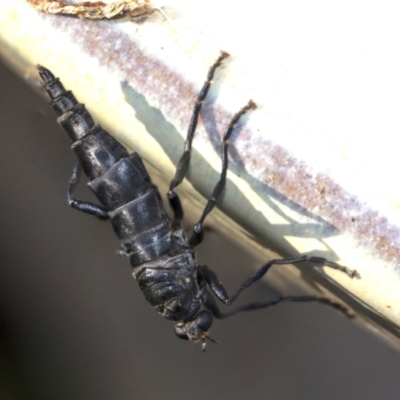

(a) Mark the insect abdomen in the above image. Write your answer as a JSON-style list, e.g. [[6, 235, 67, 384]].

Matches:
[[39, 66, 172, 267]]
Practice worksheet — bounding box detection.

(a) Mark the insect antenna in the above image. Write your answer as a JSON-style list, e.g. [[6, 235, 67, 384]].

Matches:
[[202, 335, 220, 352]]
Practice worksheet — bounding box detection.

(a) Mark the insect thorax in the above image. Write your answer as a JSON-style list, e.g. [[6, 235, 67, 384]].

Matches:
[[133, 230, 206, 322]]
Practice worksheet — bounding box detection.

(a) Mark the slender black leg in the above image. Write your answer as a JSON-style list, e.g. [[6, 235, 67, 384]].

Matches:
[[201, 256, 357, 318], [205, 291, 354, 319], [188, 100, 256, 246], [67, 161, 109, 219], [167, 52, 230, 230]]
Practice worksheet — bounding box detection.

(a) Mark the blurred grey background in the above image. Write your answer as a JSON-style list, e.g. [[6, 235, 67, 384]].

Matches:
[[0, 59, 400, 400]]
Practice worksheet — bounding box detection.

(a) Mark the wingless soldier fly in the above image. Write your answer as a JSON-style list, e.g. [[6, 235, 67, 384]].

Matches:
[[37, 52, 356, 351]]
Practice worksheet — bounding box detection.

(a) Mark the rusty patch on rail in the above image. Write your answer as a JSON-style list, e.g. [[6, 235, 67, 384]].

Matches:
[[35, 16, 400, 268]]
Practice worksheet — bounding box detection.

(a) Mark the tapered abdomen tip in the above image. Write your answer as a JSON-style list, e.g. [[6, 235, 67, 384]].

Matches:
[[37, 64, 56, 84]]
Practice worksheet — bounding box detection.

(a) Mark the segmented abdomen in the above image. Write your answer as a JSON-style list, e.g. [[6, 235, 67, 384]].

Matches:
[[38, 67, 172, 267]]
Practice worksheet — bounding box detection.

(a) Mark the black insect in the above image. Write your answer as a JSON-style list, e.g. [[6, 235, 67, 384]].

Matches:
[[37, 52, 356, 351]]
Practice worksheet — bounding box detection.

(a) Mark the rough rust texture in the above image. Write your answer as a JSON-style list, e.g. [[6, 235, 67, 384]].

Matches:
[[248, 139, 400, 265], [36, 15, 400, 267]]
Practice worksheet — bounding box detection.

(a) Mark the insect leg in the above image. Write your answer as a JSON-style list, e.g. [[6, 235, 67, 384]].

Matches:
[[67, 161, 109, 219], [167, 52, 230, 229], [188, 100, 256, 246], [200, 256, 357, 316], [205, 291, 354, 319]]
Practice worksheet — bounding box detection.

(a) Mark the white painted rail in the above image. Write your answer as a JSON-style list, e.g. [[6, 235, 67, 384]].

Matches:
[[1, 0, 399, 350]]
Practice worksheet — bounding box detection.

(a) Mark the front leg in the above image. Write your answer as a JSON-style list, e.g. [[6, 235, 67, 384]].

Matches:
[[200, 256, 357, 318], [203, 288, 354, 319]]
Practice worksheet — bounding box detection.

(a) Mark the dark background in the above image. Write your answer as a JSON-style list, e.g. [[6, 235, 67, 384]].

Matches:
[[0, 59, 399, 400]]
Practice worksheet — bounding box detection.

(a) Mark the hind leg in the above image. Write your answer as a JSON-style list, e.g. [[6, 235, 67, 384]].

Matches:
[[67, 161, 109, 219], [167, 52, 230, 229]]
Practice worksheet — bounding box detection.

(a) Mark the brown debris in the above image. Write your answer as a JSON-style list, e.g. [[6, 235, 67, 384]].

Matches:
[[28, 0, 154, 19]]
